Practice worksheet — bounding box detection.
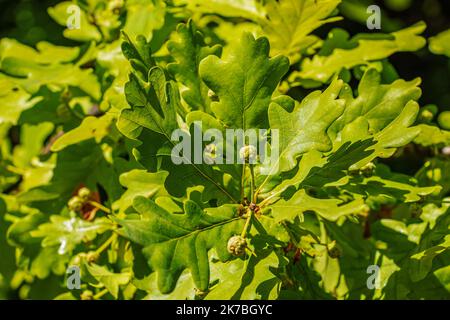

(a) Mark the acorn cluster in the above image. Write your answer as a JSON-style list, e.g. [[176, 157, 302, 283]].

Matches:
[[68, 187, 92, 212]]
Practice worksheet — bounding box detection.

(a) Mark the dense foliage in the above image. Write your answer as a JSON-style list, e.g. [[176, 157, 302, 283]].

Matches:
[[0, 0, 450, 300]]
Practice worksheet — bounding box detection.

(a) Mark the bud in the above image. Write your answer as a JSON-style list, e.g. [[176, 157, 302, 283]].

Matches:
[[208, 89, 219, 102], [86, 251, 99, 263], [238, 204, 247, 216], [419, 109, 434, 122], [410, 203, 423, 218], [348, 168, 360, 176], [327, 240, 342, 259], [360, 162, 376, 177], [227, 235, 247, 256], [195, 288, 208, 298]]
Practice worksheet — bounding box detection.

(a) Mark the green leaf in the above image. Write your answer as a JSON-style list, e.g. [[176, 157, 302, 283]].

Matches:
[[118, 67, 179, 140], [429, 29, 450, 58], [0, 77, 38, 125], [0, 39, 101, 98], [123, 0, 166, 41], [268, 78, 345, 172], [261, 0, 341, 64], [117, 196, 245, 293], [31, 246, 70, 279], [17, 141, 117, 212], [200, 33, 289, 129], [410, 235, 450, 282], [0, 38, 79, 64], [206, 249, 286, 299], [347, 101, 421, 170], [414, 124, 450, 147], [434, 265, 450, 293], [7, 212, 45, 247], [329, 68, 422, 168], [121, 33, 156, 80], [48, 2, 102, 42], [12, 122, 54, 169], [113, 169, 168, 212], [416, 158, 450, 196], [85, 263, 131, 299], [167, 21, 222, 112], [30, 216, 112, 255], [291, 22, 426, 83], [0, 198, 16, 283], [181, 0, 265, 21], [119, 35, 239, 204], [51, 114, 115, 152], [264, 141, 373, 202], [330, 68, 422, 137], [347, 164, 441, 204], [134, 270, 196, 300], [270, 189, 365, 222]]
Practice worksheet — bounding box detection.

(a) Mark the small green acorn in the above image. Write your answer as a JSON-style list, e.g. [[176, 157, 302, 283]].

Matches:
[[239, 145, 258, 164], [81, 290, 94, 300], [68, 196, 84, 212], [361, 204, 371, 217], [78, 187, 92, 201], [227, 235, 247, 256], [438, 111, 450, 130], [419, 109, 434, 122]]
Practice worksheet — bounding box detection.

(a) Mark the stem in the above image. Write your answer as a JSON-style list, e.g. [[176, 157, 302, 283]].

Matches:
[[241, 209, 253, 238], [240, 164, 246, 202], [254, 178, 267, 203], [93, 288, 109, 300], [95, 233, 117, 256], [258, 193, 279, 208], [88, 200, 111, 214], [249, 164, 256, 203], [63, 100, 84, 120], [245, 246, 257, 257]]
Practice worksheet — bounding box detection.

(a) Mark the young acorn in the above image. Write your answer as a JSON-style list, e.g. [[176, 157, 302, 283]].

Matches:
[[78, 187, 92, 201], [227, 235, 247, 256], [68, 196, 84, 212], [81, 290, 94, 300], [239, 145, 258, 164]]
